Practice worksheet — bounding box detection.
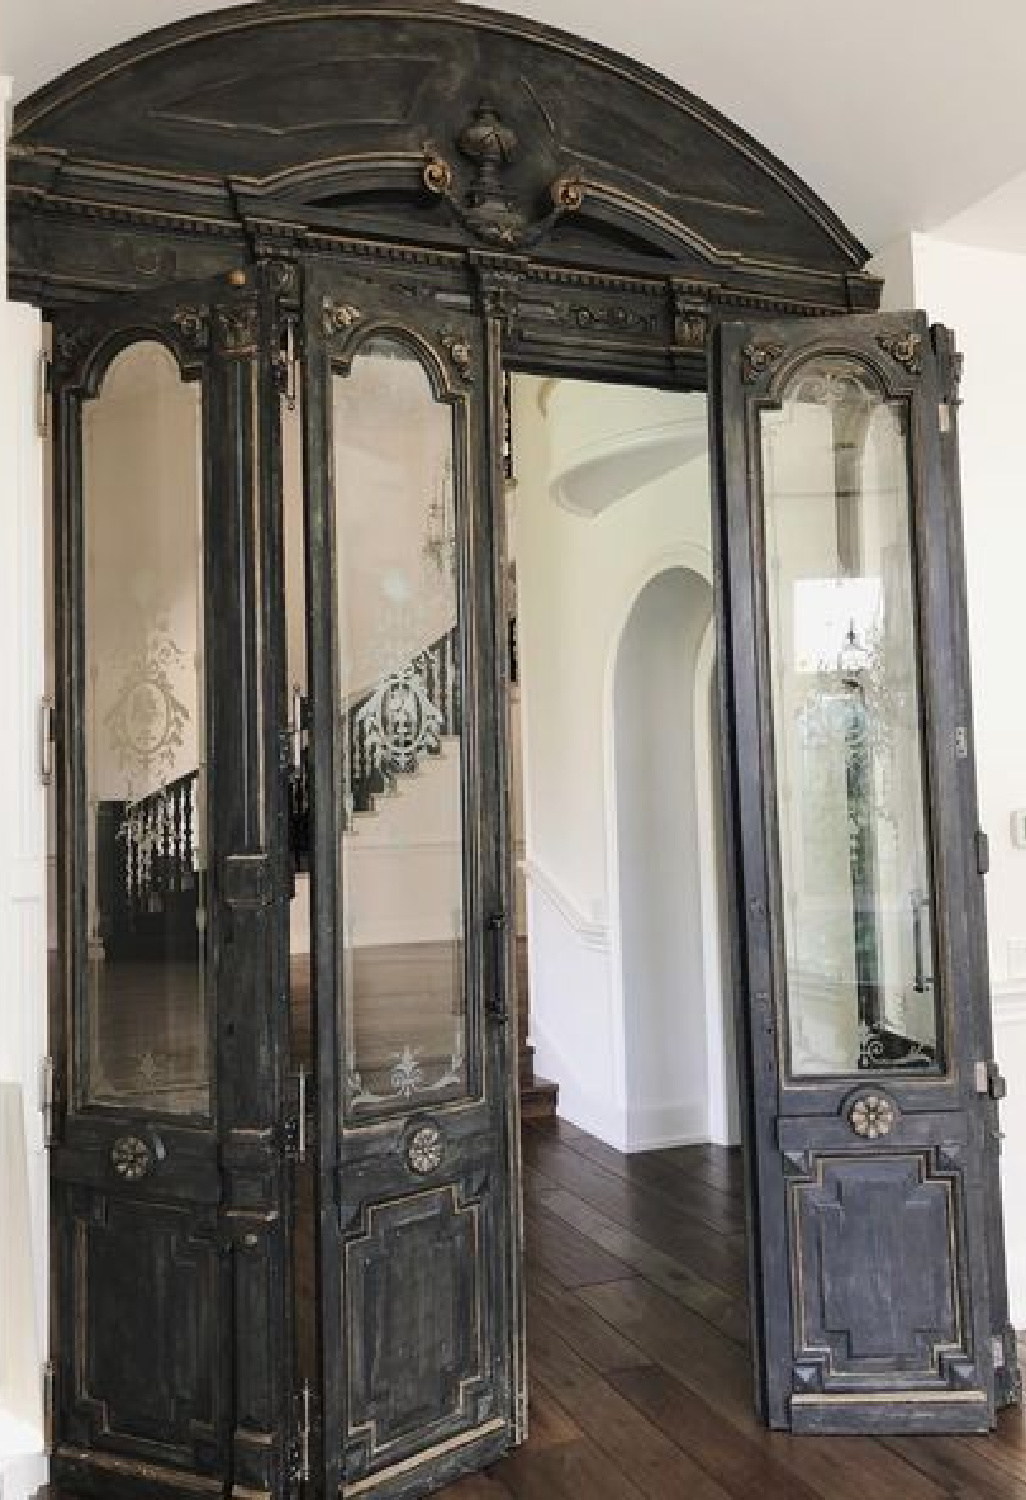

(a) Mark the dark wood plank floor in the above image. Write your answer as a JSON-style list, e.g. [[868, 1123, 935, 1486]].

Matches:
[[438, 1118, 1026, 1500]]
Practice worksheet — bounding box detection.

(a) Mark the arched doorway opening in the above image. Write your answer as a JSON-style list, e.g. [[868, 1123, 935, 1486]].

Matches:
[[613, 567, 737, 1153]]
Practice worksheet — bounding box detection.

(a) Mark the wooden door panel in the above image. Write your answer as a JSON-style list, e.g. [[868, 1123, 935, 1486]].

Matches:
[[343, 1176, 496, 1476], [59, 1186, 224, 1466], [788, 1150, 966, 1384]]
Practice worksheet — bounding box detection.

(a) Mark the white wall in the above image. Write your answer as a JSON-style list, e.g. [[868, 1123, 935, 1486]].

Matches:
[[0, 71, 49, 1500], [514, 375, 735, 1150], [615, 568, 719, 1148], [874, 233, 1026, 1327]]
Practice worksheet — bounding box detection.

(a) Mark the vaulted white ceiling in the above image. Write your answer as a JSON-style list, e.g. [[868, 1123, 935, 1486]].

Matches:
[[4, 0, 1025, 254]]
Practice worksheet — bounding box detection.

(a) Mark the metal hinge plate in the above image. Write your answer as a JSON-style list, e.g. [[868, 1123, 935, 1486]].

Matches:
[[43, 1359, 55, 1453], [37, 350, 51, 437], [975, 1059, 1007, 1101], [286, 1380, 312, 1485], [976, 829, 990, 876], [40, 1056, 56, 1148]]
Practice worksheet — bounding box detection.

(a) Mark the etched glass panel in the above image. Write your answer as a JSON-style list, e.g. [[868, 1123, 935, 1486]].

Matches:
[[82, 342, 209, 1114], [332, 337, 467, 1116], [759, 355, 939, 1077]]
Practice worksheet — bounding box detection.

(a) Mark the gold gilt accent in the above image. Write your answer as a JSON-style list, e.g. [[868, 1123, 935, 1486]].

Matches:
[[322, 297, 362, 338], [848, 1093, 897, 1139], [741, 339, 785, 383], [876, 330, 922, 375]]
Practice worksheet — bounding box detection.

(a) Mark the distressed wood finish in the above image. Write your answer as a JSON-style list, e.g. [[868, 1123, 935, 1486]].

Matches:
[[12, 2, 1016, 1497], [302, 259, 521, 1498], [710, 311, 1014, 1431], [48, 272, 294, 1500]]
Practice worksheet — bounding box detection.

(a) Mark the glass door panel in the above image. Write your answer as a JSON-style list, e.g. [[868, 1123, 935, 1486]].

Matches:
[[759, 357, 938, 1077], [81, 341, 209, 1116], [332, 338, 469, 1116]]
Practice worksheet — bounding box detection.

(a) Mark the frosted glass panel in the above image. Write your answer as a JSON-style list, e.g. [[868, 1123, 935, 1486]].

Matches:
[[82, 342, 208, 1114], [332, 337, 467, 1117], [760, 356, 939, 1077]]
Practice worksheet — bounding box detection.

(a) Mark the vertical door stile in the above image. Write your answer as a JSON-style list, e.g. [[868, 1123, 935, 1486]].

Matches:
[[477, 263, 527, 1445], [300, 263, 346, 1500]]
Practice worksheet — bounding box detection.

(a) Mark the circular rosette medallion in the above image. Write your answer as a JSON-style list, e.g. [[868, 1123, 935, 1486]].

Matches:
[[404, 1120, 445, 1176], [110, 1134, 156, 1181], [848, 1093, 898, 1140]]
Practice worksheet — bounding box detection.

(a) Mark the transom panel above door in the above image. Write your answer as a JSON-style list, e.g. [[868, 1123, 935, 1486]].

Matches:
[[299, 260, 523, 1497], [710, 310, 1013, 1432]]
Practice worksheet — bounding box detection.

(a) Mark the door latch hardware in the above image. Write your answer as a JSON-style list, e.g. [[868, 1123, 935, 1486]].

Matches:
[[39, 698, 55, 786], [974, 1059, 1007, 1101], [290, 683, 306, 776], [276, 315, 299, 412], [486, 910, 508, 1023], [40, 1056, 56, 1148], [283, 1065, 313, 1162]]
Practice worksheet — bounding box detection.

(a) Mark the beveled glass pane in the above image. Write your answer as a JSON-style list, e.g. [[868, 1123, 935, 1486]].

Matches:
[[332, 337, 468, 1117], [82, 342, 208, 1114], [759, 355, 939, 1076]]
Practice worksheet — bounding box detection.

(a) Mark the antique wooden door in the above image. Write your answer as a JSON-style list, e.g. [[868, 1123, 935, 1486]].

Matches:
[[299, 260, 523, 1497], [48, 271, 296, 1499], [710, 310, 1016, 1432]]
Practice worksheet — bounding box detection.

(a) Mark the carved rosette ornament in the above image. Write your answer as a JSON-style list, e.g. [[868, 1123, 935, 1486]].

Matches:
[[405, 1121, 445, 1175], [875, 330, 922, 375], [741, 340, 785, 384], [322, 297, 362, 339], [110, 1134, 156, 1181], [848, 1093, 898, 1140], [423, 99, 584, 249]]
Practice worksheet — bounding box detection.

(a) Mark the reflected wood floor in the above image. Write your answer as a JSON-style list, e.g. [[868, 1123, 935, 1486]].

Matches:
[[439, 1118, 1026, 1500]]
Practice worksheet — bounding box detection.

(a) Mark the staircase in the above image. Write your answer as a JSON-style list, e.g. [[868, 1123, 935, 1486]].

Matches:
[[514, 936, 558, 1122], [293, 626, 560, 1124]]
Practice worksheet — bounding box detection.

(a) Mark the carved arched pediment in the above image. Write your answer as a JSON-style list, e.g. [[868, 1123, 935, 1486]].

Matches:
[[8, 0, 875, 305]]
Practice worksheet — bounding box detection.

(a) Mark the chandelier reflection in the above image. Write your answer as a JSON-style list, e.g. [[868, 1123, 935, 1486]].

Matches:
[[422, 452, 456, 578]]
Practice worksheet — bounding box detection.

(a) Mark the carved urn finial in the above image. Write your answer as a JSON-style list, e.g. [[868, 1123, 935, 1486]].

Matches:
[[457, 100, 519, 206], [423, 99, 583, 249]]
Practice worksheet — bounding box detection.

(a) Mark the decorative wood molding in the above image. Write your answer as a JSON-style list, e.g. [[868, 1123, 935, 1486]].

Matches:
[[522, 858, 609, 952], [875, 329, 922, 375]]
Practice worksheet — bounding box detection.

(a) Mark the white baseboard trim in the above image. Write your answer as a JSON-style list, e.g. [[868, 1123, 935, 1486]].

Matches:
[[624, 1101, 709, 1154]]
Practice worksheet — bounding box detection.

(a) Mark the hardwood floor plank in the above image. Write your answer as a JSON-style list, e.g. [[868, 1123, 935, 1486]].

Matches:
[[533, 1185, 749, 1344], [527, 1327, 733, 1500], [527, 1270, 653, 1374], [522, 1128, 748, 1293], [883, 1433, 1026, 1498], [490, 1437, 650, 1500], [523, 1201, 639, 1289]]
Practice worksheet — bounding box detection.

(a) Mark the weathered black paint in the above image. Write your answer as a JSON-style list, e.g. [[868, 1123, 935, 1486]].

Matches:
[[15, 3, 1014, 1498]]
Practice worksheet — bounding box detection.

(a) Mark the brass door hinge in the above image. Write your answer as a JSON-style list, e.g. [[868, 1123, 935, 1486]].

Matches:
[[36, 350, 51, 437], [40, 1056, 56, 1148], [43, 1359, 55, 1453]]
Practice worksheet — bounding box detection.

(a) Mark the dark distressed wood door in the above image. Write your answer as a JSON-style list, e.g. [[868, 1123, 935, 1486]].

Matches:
[[48, 270, 296, 1500], [710, 310, 1017, 1433], [301, 260, 523, 1497]]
